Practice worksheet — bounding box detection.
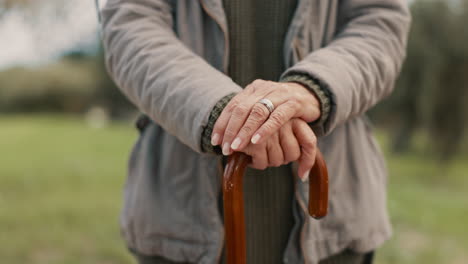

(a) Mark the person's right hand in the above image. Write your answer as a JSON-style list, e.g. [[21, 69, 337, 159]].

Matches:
[[238, 118, 317, 181]]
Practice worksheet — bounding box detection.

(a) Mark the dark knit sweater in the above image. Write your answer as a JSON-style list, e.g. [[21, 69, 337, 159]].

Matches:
[[221, 1, 297, 263], [200, 1, 333, 263]]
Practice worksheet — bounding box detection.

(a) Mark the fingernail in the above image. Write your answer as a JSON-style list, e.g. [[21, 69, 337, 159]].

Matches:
[[301, 170, 310, 182], [211, 133, 220, 145], [231, 138, 242, 150], [222, 142, 231, 156], [251, 134, 261, 144]]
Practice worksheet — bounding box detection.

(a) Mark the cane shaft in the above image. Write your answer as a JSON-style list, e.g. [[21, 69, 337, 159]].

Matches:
[[223, 153, 248, 264]]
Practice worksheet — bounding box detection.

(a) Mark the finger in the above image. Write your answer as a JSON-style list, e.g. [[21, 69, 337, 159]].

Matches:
[[229, 81, 292, 150], [212, 90, 257, 153], [230, 102, 270, 151], [292, 120, 317, 182], [211, 93, 247, 146], [221, 94, 262, 155], [279, 123, 301, 164], [251, 100, 299, 145], [224, 80, 282, 152], [246, 144, 268, 170], [266, 133, 284, 167]]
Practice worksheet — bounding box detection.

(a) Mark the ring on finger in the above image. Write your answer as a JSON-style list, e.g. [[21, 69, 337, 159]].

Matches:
[[257, 98, 275, 114]]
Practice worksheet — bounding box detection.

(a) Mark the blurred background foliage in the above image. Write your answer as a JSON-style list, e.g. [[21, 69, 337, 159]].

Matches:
[[0, 0, 467, 263], [371, 0, 468, 160], [0, 51, 133, 118], [0, 0, 467, 160]]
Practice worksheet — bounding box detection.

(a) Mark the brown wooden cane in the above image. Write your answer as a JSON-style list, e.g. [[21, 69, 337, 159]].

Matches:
[[222, 151, 329, 264]]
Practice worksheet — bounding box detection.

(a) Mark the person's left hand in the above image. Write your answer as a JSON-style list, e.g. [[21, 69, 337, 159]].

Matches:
[[211, 79, 321, 155]]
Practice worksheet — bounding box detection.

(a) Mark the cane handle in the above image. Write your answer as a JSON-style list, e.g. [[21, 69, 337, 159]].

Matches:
[[222, 151, 329, 264]]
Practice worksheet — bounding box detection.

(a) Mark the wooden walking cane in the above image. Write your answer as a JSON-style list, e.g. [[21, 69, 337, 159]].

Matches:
[[222, 151, 329, 264]]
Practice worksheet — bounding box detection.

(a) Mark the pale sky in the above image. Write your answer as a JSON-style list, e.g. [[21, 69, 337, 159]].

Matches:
[[0, 0, 107, 70]]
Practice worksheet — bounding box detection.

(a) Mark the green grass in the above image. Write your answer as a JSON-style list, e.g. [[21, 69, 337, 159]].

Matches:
[[0, 115, 467, 264], [0, 115, 136, 264], [376, 134, 468, 264]]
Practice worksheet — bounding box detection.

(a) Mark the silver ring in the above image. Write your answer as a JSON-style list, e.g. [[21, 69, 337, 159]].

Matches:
[[257, 98, 275, 114]]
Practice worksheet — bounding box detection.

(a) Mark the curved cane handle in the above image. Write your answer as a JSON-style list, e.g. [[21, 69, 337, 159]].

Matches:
[[308, 150, 329, 219], [223, 151, 329, 264]]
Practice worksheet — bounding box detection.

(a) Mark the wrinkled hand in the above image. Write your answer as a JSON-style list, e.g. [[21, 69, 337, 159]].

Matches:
[[239, 118, 317, 181], [211, 79, 320, 155]]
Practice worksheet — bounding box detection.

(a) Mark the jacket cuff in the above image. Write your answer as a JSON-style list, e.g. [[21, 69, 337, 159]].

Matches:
[[280, 74, 333, 134], [201, 93, 237, 154]]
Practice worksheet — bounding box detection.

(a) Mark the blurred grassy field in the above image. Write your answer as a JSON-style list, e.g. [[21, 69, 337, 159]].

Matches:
[[0, 115, 467, 264]]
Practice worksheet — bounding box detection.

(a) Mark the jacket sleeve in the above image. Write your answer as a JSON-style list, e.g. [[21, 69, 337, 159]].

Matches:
[[100, 0, 242, 152], [281, 0, 411, 136]]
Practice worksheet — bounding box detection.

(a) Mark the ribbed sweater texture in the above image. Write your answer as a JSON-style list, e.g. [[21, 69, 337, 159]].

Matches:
[[222, 0, 298, 263]]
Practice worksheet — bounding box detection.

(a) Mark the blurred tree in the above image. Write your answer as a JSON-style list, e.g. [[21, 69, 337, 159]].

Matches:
[[0, 59, 96, 113], [373, 0, 468, 160], [0, 50, 133, 117], [388, 0, 443, 153], [428, 0, 468, 160], [0, 0, 31, 9]]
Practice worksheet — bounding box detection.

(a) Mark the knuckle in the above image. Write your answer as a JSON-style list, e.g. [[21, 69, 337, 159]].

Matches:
[[311, 135, 317, 145], [267, 146, 283, 167], [271, 160, 283, 167], [246, 146, 259, 156], [251, 156, 267, 170], [251, 161, 265, 170], [284, 157, 294, 164], [279, 83, 289, 92], [224, 105, 234, 113], [309, 134, 317, 146], [270, 112, 285, 126], [233, 104, 249, 117], [225, 101, 238, 112], [303, 139, 316, 150], [289, 152, 301, 162], [245, 84, 255, 93], [252, 79, 264, 86], [284, 148, 300, 163], [251, 105, 268, 120], [230, 96, 241, 105], [287, 99, 300, 110], [301, 135, 317, 150], [239, 125, 253, 136], [224, 129, 236, 139]]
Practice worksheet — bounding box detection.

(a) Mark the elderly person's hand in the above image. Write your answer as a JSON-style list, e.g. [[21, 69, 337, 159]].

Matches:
[[211, 79, 320, 155], [240, 118, 317, 181]]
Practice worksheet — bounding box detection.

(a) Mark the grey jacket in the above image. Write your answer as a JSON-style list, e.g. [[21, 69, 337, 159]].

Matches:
[[100, 0, 411, 263]]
